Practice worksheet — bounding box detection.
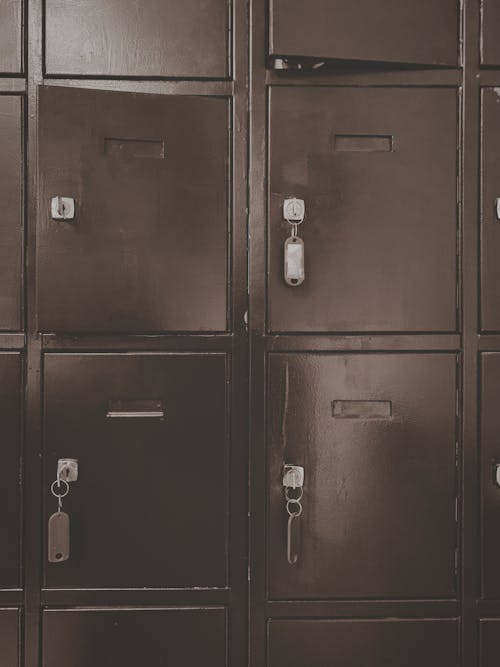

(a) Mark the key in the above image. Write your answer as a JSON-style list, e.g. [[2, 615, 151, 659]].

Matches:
[[48, 511, 70, 563]]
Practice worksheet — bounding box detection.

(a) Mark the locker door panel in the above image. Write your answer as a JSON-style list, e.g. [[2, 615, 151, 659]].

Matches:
[[0, 96, 23, 330], [45, 0, 229, 78], [268, 619, 459, 667], [268, 87, 458, 333], [0, 354, 22, 588], [0, 0, 22, 73], [481, 0, 500, 66], [37, 86, 229, 334], [480, 619, 500, 667], [43, 353, 228, 589], [42, 608, 227, 667], [0, 609, 20, 667], [481, 89, 500, 331], [269, 0, 459, 67], [480, 353, 500, 598], [268, 353, 458, 599]]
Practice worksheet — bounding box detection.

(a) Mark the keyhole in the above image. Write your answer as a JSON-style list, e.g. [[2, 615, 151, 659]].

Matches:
[[55, 552, 63, 560]]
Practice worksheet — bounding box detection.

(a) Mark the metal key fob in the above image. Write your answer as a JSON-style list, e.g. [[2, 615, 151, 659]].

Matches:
[[48, 511, 70, 563]]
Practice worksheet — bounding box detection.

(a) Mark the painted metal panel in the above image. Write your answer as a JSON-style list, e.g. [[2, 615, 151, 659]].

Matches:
[[38, 86, 229, 333], [268, 86, 458, 333], [45, 0, 229, 77], [268, 353, 458, 599], [44, 353, 228, 589]]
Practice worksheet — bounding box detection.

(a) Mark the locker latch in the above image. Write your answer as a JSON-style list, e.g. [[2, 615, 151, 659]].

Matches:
[[51, 196, 75, 221]]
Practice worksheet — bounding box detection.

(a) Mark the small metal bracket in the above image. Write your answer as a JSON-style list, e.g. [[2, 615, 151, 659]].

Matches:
[[496, 198, 500, 221], [51, 196, 75, 221], [283, 198, 305, 224], [283, 464, 304, 489], [57, 458, 79, 483]]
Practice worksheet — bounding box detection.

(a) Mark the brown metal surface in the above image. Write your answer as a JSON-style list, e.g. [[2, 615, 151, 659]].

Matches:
[[269, 0, 459, 66], [481, 88, 500, 331], [0, 353, 22, 588], [268, 353, 458, 599], [42, 608, 227, 667], [0, 0, 22, 73], [268, 618, 459, 667], [37, 86, 229, 333], [0, 609, 20, 667], [0, 96, 23, 330], [268, 86, 458, 333], [43, 353, 229, 589], [480, 353, 500, 598], [480, 619, 500, 666], [481, 0, 500, 66], [44, 0, 230, 78]]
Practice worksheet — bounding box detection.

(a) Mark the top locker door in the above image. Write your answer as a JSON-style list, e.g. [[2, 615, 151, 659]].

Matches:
[[268, 86, 458, 333], [45, 0, 230, 78], [269, 0, 459, 67], [37, 86, 229, 334], [0, 0, 22, 73]]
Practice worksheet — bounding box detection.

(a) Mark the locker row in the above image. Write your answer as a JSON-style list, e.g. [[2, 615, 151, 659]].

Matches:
[[1, 610, 499, 667], [3, 85, 500, 332], [0, 351, 500, 597], [3, 0, 500, 76]]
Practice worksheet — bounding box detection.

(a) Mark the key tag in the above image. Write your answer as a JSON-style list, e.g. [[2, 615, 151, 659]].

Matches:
[[283, 198, 305, 286]]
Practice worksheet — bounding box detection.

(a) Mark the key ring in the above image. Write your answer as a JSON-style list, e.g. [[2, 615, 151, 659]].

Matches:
[[51, 479, 69, 498]]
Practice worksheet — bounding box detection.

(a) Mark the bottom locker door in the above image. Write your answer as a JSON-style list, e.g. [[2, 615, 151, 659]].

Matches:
[[268, 353, 459, 599], [43, 353, 229, 589], [480, 619, 500, 667], [0, 609, 19, 667], [42, 608, 227, 667], [268, 619, 459, 667]]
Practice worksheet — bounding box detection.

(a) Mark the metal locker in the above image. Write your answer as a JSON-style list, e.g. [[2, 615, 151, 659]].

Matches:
[[481, 88, 500, 331], [0, 0, 22, 73], [42, 608, 227, 667], [268, 353, 458, 599], [45, 0, 230, 78], [37, 86, 229, 334], [481, 0, 500, 66], [0, 96, 23, 330], [268, 86, 458, 333], [0, 354, 22, 588], [0, 609, 19, 667], [43, 353, 228, 589], [269, 0, 459, 67], [480, 620, 500, 667], [268, 619, 459, 667], [480, 353, 500, 598]]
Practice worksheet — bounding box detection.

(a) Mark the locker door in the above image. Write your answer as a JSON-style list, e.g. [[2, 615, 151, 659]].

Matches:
[[0, 609, 20, 667], [481, 89, 500, 331], [43, 353, 228, 589], [269, 619, 459, 667], [45, 0, 229, 78], [0, 0, 22, 73], [0, 96, 23, 330], [37, 86, 229, 333], [268, 353, 458, 599], [480, 620, 500, 667], [268, 86, 458, 333], [0, 354, 22, 588], [481, 0, 500, 66], [480, 353, 500, 598], [43, 608, 227, 667], [269, 0, 459, 67]]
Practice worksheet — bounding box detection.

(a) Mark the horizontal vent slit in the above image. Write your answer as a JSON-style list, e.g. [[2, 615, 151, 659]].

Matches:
[[332, 400, 392, 419]]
